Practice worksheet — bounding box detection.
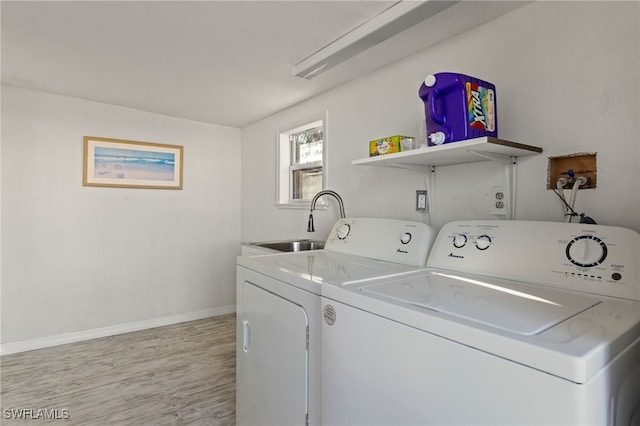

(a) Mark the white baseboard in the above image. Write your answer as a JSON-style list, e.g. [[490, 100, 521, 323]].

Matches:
[[0, 305, 236, 356]]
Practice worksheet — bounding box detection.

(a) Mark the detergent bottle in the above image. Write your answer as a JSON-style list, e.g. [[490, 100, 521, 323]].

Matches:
[[419, 73, 497, 145]]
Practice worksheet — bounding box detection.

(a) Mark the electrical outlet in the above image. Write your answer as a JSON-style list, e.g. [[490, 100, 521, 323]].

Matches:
[[416, 190, 428, 213], [491, 186, 507, 215]]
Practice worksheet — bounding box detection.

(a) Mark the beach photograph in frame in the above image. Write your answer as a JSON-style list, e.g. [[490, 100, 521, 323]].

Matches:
[[83, 137, 183, 189]]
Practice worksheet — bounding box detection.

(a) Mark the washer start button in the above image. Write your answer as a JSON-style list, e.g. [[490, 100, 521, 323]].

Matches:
[[612, 273, 622, 281]]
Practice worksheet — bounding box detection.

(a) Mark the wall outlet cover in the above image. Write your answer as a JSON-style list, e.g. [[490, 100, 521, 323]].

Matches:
[[416, 190, 428, 213], [491, 186, 507, 215]]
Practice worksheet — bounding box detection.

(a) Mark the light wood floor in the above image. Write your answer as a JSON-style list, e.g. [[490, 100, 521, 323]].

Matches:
[[0, 314, 236, 425]]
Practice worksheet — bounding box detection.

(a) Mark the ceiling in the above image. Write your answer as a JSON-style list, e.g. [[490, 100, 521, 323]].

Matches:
[[1, 1, 526, 128]]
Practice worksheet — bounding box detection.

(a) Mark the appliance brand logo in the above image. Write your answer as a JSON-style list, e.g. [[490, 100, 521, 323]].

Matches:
[[448, 253, 464, 259], [323, 305, 336, 326], [396, 248, 408, 254]]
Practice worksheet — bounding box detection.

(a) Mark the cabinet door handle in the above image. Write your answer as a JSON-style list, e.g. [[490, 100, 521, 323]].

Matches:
[[242, 319, 250, 353]]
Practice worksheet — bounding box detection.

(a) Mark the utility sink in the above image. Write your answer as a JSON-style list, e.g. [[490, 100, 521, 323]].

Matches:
[[252, 239, 325, 252]]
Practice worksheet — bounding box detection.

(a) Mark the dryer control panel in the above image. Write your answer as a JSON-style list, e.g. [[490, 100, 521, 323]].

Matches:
[[427, 221, 640, 300], [324, 218, 437, 267]]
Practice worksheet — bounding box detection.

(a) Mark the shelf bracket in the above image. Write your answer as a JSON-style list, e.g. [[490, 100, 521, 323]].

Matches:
[[468, 150, 517, 220], [373, 162, 436, 224], [425, 166, 435, 221]]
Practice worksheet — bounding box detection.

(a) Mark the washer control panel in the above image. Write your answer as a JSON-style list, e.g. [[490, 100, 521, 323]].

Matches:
[[427, 220, 639, 300]]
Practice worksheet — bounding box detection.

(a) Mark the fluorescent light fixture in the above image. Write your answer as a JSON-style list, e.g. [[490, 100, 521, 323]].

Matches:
[[292, 0, 458, 79]]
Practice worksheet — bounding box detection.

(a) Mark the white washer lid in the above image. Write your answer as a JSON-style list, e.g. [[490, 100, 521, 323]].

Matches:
[[361, 270, 601, 335]]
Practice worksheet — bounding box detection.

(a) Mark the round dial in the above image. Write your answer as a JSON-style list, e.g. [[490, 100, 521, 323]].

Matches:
[[475, 235, 492, 251], [452, 233, 467, 248], [400, 233, 412, 244], [566, 235, 608, 267], [336, 224, 351, 240]]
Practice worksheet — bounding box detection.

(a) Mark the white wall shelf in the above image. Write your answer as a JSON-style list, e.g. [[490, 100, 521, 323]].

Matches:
[[352, 137, 543, 220], [352, 137, 542, 169]]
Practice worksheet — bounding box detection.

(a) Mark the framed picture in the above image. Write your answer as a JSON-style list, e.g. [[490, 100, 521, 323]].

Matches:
[[83, 136, 183, 189]]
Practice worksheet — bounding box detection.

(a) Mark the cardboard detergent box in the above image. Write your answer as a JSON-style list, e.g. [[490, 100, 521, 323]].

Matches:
[[369, 135, 414, 157]]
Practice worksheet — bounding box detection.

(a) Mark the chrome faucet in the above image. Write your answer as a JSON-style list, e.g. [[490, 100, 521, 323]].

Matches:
[[307, 190, 346, 232]]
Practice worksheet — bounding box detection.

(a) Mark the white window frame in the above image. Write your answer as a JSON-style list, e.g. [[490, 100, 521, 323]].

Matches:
[[276, 114, 327, 208]]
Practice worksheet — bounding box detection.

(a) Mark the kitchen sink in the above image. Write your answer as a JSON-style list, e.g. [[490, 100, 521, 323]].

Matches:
[[252, 239, 325, 252]]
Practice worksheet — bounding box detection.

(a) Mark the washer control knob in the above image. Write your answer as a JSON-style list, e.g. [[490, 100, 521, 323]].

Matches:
[[453, 233, 467, 248], [566, 235, 608, 267], [400, 233, 412, 244], [336, 224, 351, 240], [475, 235, 492, 250]]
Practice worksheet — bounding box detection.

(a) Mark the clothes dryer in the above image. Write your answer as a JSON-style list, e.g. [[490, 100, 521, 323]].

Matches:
[[236, 217, 436, 425]]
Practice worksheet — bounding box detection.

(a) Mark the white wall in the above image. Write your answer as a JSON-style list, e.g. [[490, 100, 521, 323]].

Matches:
[[1, 86, 241, 351], [241, 1, 640, 243]]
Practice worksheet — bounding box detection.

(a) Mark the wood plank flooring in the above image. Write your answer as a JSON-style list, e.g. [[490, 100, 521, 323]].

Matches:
[[0, 314, 236, 425]]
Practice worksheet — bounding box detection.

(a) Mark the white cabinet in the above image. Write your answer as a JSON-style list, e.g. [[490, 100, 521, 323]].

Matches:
[[352, 137, 542, 219]]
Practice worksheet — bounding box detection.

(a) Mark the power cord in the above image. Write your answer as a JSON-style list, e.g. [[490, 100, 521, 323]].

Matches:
[[552, 187, 596, 224]]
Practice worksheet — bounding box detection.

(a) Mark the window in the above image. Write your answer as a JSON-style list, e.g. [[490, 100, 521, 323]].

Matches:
[[277, 119, 325, 206]]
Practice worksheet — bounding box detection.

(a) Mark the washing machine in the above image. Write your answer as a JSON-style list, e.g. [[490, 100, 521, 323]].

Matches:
[[235, 217, 436, 426], [321, 220, 640, 425]]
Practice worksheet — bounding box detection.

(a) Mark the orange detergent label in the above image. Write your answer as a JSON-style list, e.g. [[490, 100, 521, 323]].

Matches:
[[466, 82, 495, 132]]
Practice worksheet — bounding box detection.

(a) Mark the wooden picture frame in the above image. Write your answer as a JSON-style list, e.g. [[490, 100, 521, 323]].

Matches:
[[83, 136, 183, 189]]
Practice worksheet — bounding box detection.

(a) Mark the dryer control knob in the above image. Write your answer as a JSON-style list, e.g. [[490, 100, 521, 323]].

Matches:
[[400, 233, 412, 244], [453, 233, 467, 248], [475, 235, 492, 250], [336, 224, 351, 240]]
